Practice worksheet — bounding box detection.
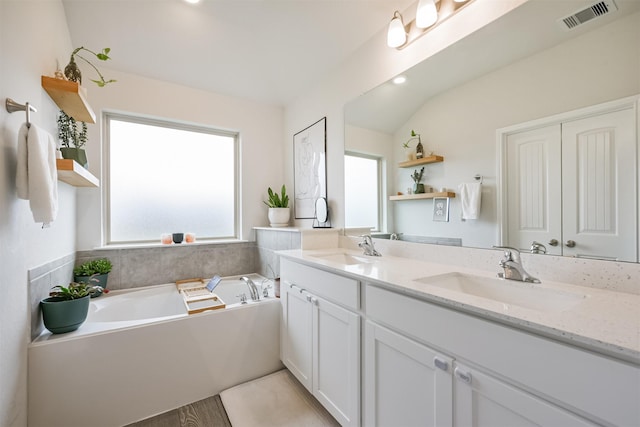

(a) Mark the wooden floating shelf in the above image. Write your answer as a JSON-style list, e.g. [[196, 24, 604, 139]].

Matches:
[[41, 76, 96, 123], [389, 191, 455, 201], [398, 155, 444, 168], [56, 159, 99, 187]]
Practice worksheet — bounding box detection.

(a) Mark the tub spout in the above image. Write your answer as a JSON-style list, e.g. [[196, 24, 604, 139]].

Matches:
[[241, 276, 260, 301]]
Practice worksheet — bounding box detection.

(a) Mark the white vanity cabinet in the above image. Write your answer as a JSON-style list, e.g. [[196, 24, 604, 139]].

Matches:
[[365, 284, 639, 427], [364, 321, 453, 427], [281, 258, 360, 427]]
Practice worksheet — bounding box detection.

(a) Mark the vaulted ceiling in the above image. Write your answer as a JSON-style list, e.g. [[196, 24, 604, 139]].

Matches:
[[62, 0, 414, 106]]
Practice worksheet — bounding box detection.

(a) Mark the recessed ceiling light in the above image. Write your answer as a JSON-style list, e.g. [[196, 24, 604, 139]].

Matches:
[[392, 76, 407, 85], [184, 0, 201, 4]]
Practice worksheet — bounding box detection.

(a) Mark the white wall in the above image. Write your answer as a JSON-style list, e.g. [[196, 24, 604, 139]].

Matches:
[[0, 1, 76, 426], [392, 11, 640, 248], [75, 69, 284, 250]]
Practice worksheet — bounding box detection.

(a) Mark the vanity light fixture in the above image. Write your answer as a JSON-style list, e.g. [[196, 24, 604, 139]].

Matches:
[[387, 0, 473, 49], [387, 11, 407, 48], [416, 0, 438, 29]]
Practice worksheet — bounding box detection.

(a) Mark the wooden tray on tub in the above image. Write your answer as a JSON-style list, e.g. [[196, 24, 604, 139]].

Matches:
[[175, 277, 226, 315]]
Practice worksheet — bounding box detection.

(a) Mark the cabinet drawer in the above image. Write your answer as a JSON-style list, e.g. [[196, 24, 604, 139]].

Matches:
[[281, 258, 359, 310], [366, 284, 640, 426]]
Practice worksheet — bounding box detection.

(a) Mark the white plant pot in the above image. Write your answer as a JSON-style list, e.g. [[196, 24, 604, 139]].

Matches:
[[268, 207, 290, 227]]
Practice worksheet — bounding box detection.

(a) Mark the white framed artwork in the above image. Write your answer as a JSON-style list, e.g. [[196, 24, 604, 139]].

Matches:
[[293, 117, 327, 219]]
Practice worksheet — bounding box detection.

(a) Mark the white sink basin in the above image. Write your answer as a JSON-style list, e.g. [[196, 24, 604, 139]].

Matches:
[[414, 272, 587, 312], [313, 253, 379, 265]]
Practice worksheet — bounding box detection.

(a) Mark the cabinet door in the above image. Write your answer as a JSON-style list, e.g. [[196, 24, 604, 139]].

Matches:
[[453, 363, 597, 427], [312, 296, 360, 427], [364, 321, 453, 427], [506, 124, 563, 255], [561, 107, 637, 262], [282, 282, 313, 390]]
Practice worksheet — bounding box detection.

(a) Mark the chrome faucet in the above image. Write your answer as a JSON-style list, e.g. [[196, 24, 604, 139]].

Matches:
[[493, 246, 540, 283], [240, 276, 260, 301], [359, 235, 381, 257], [530, 241, 547, 254]]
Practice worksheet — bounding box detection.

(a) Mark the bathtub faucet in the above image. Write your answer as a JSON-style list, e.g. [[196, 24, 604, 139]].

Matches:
[[241, 276, 260, 301]]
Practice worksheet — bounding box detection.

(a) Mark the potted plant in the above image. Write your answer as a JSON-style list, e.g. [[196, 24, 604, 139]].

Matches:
[[73, 258, 113, 292], [411, 167, 425, 194], [264, 185, 290, 227], [57, 110, 88, 167], [40, 282, 103, 334], [58, 46, 115, 167], [64, 46, 116, 87], [403, 129, 425, 160]]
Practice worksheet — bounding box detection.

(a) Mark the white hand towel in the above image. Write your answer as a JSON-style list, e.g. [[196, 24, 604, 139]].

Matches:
[[16, 123, 29, 199], [458, 182, 482, 220], [15, 124, 59, 226]]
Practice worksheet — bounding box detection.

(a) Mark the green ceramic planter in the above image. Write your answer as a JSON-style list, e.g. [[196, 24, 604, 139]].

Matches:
[[60, 147, 88, 168], [74, 273, 109, 290], [40, 295, 90, 334]]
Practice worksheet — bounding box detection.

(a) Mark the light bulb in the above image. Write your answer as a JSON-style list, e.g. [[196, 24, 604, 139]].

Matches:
[[416, 0, 438, 29], [387, 11, 406, 48]]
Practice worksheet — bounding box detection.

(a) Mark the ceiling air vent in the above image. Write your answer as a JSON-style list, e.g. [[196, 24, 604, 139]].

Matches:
[[559, 1, 618, 30]]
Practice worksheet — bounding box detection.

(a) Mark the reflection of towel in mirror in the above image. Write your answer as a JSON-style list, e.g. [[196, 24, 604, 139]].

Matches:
[[458, 182, 481, 220], [16, 123, 58, 226]]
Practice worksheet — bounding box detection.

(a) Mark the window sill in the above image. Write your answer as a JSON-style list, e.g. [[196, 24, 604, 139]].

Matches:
[[93, 239, 250, 251]]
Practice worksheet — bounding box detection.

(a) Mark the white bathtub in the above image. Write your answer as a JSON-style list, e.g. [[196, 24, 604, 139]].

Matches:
[[28, 274, 282, 427]]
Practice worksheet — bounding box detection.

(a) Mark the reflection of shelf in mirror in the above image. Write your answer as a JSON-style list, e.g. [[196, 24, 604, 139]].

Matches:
[[398, 155, 444, 168], [56, 159, 99, 187], [41, 76, 96, 123], [389, 191, 455, 201]]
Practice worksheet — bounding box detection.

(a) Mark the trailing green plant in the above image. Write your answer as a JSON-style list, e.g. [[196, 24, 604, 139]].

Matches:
[[411, 167, 425, 183], [74, 258, 113, 276], [66, 46, 116, 87], [402, 129, 422, 149], [49, 282, 103, 300], [264, 185, 289, 208], [57, 110, 87, 148]]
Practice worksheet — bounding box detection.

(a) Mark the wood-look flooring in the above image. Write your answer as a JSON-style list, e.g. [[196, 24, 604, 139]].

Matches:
[[125, 395, 232, 427]]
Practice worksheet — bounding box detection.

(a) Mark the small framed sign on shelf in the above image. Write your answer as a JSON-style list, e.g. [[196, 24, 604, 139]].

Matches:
[[433, 197, 450, 222]]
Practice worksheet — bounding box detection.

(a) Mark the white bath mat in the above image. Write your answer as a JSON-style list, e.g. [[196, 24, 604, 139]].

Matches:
[[220, 369, 340, 427]]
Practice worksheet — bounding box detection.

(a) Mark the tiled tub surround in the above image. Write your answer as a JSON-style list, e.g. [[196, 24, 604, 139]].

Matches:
[[29, 241, 258, 341], [281, 244, 640, 363]]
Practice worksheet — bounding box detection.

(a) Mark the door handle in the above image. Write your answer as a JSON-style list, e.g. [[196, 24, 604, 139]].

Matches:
[[548, 239, 558, 246], [433, 357, 449, 371], [454, 367, 472, 385], [565, 240, 576, 248]]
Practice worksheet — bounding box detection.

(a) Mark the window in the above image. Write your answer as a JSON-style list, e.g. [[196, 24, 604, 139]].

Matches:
[[105, 113, 238, 244], [344, 152, 381, 231]]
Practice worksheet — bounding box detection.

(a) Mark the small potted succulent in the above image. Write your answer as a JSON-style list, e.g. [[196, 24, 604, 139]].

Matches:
[[264, 185, 290, 227], [74, 258, 113, 292], [40, 282, 103, 334]]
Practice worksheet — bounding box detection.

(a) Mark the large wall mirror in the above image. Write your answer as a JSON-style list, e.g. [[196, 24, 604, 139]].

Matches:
[[344, 0, 640, 262]]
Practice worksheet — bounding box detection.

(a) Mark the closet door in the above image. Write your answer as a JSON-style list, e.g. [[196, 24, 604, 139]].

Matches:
[[561, 108, 637, 262], [506, 125, 562, 255]]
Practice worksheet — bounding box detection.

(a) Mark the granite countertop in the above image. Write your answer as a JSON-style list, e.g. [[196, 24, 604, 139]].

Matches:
[[278, 248, 640, 364]]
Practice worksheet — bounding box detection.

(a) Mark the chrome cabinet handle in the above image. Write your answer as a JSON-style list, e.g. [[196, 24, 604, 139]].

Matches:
[[565, 240, 576, 248], [310, 297, 318, 306], [433, 357, 448, 372], [306, 294, 312, 302], [454, 367, 472, 385], [548, 239, 558, 246]]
